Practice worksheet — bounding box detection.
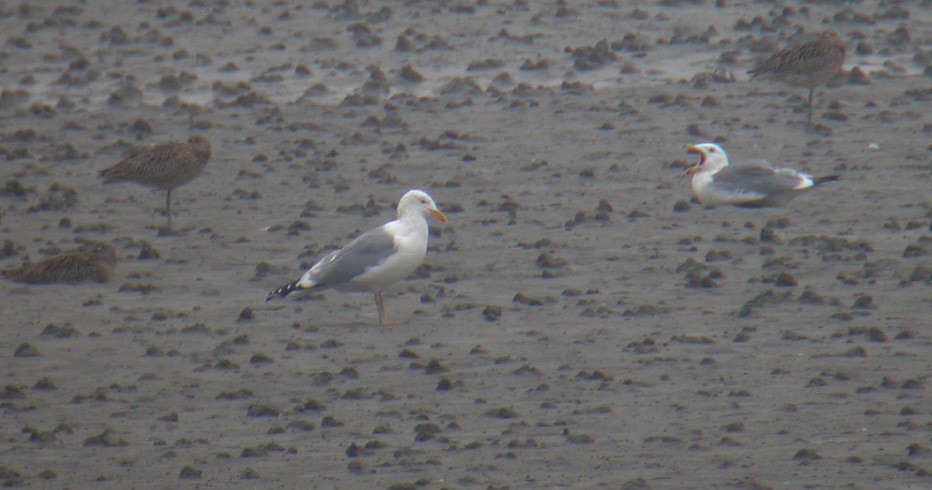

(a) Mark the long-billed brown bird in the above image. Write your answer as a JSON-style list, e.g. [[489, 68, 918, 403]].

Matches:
[[100, 135, 211, 227], [748, 30, 846, 126], [2, 242, 117, 284]]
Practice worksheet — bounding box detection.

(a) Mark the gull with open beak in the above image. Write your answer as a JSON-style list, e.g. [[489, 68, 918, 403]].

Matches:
[[681, 143, 839, 208], [266, 189, 448, 326]]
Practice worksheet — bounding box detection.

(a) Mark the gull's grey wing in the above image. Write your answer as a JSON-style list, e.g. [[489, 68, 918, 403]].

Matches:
[[303, 226, 397, 289], [711, 165, 806, 203]]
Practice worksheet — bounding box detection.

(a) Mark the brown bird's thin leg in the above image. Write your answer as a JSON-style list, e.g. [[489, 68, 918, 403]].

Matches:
[[165, 190, 172, 228], [806, 87, 815, 126]]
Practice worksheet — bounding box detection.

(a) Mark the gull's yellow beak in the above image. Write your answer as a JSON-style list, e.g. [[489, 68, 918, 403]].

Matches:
[[681, 144, 705, 177], [431, 209, 448, 223]]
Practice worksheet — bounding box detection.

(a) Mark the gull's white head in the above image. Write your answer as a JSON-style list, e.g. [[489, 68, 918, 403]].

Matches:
[[397, 189, 448, 223], [682, 143, 730, 176]]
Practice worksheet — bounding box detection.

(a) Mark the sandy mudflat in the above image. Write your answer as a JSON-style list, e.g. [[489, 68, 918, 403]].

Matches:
[[1, 1, 930, 489]]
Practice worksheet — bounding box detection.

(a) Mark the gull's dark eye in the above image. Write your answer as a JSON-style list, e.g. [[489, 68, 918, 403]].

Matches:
[[709, 148, 716, 153]]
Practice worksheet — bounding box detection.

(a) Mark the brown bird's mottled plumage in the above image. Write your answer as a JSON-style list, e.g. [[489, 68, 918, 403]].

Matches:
[[100, 135, 211, 227], [748, 30, 846, 126], [2, 242, 117, 285]]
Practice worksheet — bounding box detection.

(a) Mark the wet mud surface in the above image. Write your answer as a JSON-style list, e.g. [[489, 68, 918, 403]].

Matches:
[[1, 1, 930, 488]]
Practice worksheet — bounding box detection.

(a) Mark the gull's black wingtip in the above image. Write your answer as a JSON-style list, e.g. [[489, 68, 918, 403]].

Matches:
[[813, 175, 841, 186], [266, 279, 302, 302]]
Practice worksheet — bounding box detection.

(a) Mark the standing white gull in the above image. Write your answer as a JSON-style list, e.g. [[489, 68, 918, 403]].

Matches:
[[682, 143, 839, 208], [266, 189, 448, 326]]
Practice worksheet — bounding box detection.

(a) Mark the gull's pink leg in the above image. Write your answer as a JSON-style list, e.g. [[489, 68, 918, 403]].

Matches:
[[375, 292, 389, 326], [374, 292, 401, 326]]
